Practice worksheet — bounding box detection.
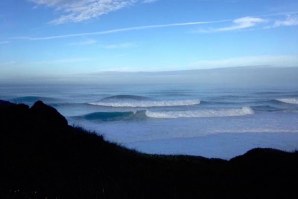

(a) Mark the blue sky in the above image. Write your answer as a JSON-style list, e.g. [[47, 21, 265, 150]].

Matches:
[[1, 0, 298, 80]]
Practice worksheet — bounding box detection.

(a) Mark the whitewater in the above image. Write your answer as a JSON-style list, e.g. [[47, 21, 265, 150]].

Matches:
[[1, 84, 298, 159]]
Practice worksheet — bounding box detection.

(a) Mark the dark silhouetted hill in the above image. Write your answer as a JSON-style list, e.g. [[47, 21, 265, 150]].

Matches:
[[0, 100, 298, 199]]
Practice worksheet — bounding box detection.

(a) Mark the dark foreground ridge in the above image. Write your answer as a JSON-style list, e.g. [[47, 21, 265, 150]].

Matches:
[[1, 100, 298, 199]]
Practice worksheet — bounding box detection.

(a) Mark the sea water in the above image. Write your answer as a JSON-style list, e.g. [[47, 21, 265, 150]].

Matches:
[[1, 82, 298, 159]]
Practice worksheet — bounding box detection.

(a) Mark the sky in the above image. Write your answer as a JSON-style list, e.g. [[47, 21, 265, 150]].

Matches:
[[1, 0, 298, 80]]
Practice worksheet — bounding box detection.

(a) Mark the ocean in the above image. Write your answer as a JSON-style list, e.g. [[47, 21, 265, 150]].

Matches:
[[1, 69, 298, 159]]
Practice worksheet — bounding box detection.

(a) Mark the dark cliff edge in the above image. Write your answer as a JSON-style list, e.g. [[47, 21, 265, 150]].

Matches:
[[0, 100, 297, 199]]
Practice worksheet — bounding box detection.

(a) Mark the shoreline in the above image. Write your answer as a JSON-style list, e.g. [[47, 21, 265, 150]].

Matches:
[[126, 132, 298, 159]]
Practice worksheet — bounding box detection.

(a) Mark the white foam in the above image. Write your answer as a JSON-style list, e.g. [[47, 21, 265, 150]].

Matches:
[[88, 99, 200, 108], [276, 98, 298, 105], [145, 107, 254, 119]]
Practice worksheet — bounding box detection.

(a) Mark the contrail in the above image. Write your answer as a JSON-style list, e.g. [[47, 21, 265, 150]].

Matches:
[[12, 19, 229, 41], [9, 10, 298, 41]]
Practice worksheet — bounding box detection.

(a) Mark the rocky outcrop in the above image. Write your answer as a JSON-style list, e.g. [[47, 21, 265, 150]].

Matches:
[[30, 100, 68, 127]]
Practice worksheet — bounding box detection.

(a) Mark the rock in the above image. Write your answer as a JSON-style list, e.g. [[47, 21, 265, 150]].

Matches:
[[0, 100, 13, 106], [30, 100, 68, 127]]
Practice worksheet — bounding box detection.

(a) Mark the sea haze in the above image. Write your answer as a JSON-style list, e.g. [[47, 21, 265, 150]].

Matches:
[[1, 67, 298, 159]]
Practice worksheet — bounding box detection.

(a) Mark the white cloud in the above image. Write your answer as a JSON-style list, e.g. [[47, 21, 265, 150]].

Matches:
[[30, 0, 138, 24], [189, 55, 298, 69], [29, 0, 161, 24], [274, 15, 298, 27], [12, 13, 298, 41], [193, 16, 267, 33], [215, 17, 266, 32]]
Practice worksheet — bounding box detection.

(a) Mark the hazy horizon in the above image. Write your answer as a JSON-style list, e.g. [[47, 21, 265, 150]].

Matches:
[[0, 66, 297, 90]]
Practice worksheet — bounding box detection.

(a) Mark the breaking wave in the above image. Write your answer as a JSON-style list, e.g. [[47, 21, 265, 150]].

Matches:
[[89, 95, 200, 108], [82, 111, 138, 121], [80, 107, 254, 121], [276, 98, 298, 105], [145, 107, 254, 119]]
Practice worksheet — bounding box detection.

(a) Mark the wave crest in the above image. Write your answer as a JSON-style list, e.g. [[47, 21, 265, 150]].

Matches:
[[101, 95, 150, 101], [83, 111, 135, 121], [89, 99, 200, 108], [81, 110, 147, 121], [276, 98, 298, 105], [145, 107, 254, 119]]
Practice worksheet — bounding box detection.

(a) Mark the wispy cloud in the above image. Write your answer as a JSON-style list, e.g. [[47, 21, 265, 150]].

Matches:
[[196, 16, 267, 33], [69, 39, 97, 46], [103, 42, 137, 49], [13, 19, 228, 41], [11, 12, 298, 41], [274, 15, 298, 27], [0, 61, 17, 66], [189, 55, 298, 69], [31, 57, 92, 65], [217, 17, 266, 31], [0, 41, 10, 45], [29, 0, 150, 24]]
